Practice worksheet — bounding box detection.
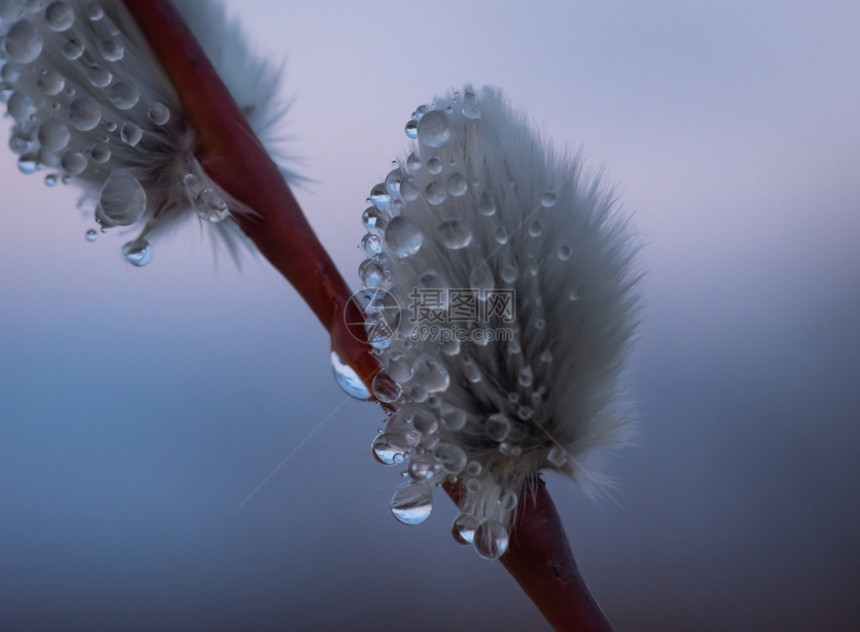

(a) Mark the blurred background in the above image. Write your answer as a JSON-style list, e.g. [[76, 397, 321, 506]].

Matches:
[[1, 1, 858, 630]]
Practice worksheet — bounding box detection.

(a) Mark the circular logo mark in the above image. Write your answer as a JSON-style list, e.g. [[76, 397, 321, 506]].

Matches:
[[344, 288, 401, 349]]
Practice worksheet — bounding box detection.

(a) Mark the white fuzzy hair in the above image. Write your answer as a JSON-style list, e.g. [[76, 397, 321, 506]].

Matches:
[[0, 0, 289, 262], [363, 87, 639, 558]]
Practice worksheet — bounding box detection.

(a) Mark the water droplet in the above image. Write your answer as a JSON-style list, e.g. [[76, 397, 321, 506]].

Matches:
[[386, 353, 413, 384], [62, 36, 84, 59], [569, 288, 580, 301], [465, 460, 483, 477], [37, 118, 70, 152], [410, 409, 439, 435], [477, 191, 496, 216], [361, 233, 382, 257], [390, 483, 433, 525], [372, 432, 402, 466], [517, 405, 533, 421], [498, 490, 518, 512], [463, 359, 481, 383], [406, 152, 421, 172], [466, 477, 482, 494], [435, 442, 467, 474], [109, 81, 139, 109], [9, 134, 29, 155], [45, 1, 74, 30], [384, 168, 402, 196], [85, 2, 102, 20], [494, 225, 509, 244], [439, 219, 472, 249], [486, 413, 511, 442], [452, 514, 477, 545], [192, 189, 228, 223], [86, 64, 111, 87], [469, 261, 494, 299], [411, 355, 450, 393], [386, 411, 422, 451], [408, 453, 443, 481], [119, 121, 143, 147], [372, 372, 402, 403], [540, 349, 553, 363], [1, 61, 22, 85], [121, 238, 152, 267], [541, 191, 557, 208], [89, 142, 110, 163], [426, 156, 442, 175], [446, 172, 467, 197], [97, 38, 123, 61], [17, 154, 39, 174], [36, 67, 65, 95], [43, 173, 58, 187], [85, 228, 98, 242], [547, 445, 567, 467], [528, 218, 543, 237], [5, 19, 43, 63], [359, 259, 393, 290], [518, 366, 533, 387], [369, 182, 390, 210], [385, 215, 423, 258], [147, 101, 170, 126], [500, 263, 518, 284], [361, 206, 386, 231], [97, 171, 146, 226], [69, 97, 101, 131], [440, 406, 467, 430], [462, 88, 481, 119], [557, 244, 572, 261], [441, 338, 460, 356], [331, 351, 371, 400], [424, 181, 446, 205], [417, 110, 450, 147], [404, 119, 418, 139], [7, 90, 35, 120]]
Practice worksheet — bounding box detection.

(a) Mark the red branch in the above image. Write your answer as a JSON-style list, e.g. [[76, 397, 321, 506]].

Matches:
[[122, 2, 615, 630]]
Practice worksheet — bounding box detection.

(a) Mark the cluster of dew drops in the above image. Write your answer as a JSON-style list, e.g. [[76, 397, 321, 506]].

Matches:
[[0, 0, 231, 266], [332, 89, 565, 560]]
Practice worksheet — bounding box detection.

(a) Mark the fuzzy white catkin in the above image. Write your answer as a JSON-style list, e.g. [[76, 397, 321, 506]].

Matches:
[[360, 87, 639, 559], [0, 0, 289, 265]]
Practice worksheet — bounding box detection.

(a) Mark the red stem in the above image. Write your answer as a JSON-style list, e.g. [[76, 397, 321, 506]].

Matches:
[[122, 2, 615, 630]]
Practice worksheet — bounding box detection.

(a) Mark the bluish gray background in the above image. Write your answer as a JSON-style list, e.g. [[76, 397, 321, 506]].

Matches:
[[1, 1, 858, 630]]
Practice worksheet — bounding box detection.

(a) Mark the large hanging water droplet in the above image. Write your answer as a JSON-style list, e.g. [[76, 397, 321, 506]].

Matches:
[[385, 215, 423, 258], [417, 110, 450, 147], [5, 19, 43, 63], [390, 483, 433, 525], [330, 351, 371, 400], [485, 413, 511, 442], [37, 119, 70, 152], [452, 514, 478, 545], [439, 219, 472, 250], [473, 518, 509, 559], [69, 97, 101, 131], [97, 171, 146, 226], [121, 239, 152, 267], [109, 81, 139, 109], [434, 442, 467, 474], [45, 1, 74, 31]]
